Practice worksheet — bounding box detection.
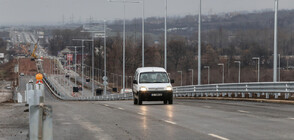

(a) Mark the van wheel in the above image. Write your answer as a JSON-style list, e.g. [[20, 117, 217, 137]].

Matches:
[[168, 98, 173, 104], [133, 98, 138, 105], [164, 100, 168, 104]]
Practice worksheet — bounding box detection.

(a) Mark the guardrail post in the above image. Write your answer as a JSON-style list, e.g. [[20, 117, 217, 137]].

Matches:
[[29, 96, 53, 140], [249, 93, 252, 98], [275, 93, 279, 99], [266, 93, 269, 99], [257, 93, 260, 98], [285, 93, 289, 99]]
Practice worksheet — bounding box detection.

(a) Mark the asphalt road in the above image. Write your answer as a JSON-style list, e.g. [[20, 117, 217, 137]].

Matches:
[[42, 86, 294, 140]]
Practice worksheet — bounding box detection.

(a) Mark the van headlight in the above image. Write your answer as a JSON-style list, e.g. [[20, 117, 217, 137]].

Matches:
[[166, 86, 173, 91], [140, 86, 147, 92]]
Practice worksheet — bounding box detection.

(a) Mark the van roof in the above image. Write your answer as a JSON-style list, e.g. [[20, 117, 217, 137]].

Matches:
[[136, 67, 167, 73]]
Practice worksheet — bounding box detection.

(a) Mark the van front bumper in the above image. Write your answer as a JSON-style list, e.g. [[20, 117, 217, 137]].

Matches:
[[136, 91, 173, 101]]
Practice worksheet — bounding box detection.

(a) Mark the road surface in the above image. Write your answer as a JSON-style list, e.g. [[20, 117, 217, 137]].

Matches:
[[43, 88, 294, 140]]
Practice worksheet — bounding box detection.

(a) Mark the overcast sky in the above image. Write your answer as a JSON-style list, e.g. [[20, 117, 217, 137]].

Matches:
[[0, 0, 294, 25]]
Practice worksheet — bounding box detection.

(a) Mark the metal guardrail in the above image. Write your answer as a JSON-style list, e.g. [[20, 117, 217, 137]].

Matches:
[[42, 74, 133, 101], [173, 82, 294, 99]]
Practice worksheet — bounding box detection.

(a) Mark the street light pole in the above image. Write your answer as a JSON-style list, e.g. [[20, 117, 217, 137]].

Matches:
[[188, 69, 194, 85], [81, 27, 106, 96], [164, 0, 167, 70], [142, 0, 145, 67], [273, 0, 278, 82], [279, 54, 281, 82], [72, 39, 92, 96], [204, 66, 210, 84], [218, 63, 224, 83], [234, 61, 241, 83], [108, 0, 141, 93], [252, 57, 260, 82], [177, 71, 182, 86], [198, 0, 202, 85]]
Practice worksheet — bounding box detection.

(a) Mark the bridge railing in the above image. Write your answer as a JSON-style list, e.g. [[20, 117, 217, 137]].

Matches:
[[173, 82, 294, 99]]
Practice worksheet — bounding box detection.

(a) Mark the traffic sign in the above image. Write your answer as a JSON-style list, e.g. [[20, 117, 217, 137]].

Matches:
[[103, 76, 108, 81], [103, 81, 108, 86]]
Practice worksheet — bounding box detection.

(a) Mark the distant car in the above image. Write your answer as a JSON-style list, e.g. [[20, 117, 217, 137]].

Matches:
[[20, 73, 24, 76], [120, 88, 132, 94]]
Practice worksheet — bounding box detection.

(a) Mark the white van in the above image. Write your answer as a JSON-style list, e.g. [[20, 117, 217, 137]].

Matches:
[[132, 67, 174, 105]]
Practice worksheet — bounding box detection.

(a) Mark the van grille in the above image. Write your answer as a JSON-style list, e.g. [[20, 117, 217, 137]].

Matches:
[[149, 88, 165, 91]]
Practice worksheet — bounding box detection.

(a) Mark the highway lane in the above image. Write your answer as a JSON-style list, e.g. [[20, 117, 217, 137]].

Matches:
[[43, 92, 294, 140]]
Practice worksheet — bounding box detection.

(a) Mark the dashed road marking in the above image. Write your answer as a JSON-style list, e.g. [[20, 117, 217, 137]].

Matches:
[[208, 133, 230, 140], [104, 104, 109, 107], [203, 106, 211, 108], [237, 110, 250, 113], [118, 107, 124, 110], [163, 120, 177, 125], [289, 118, 294, 120], [138, 112, 145, 116]]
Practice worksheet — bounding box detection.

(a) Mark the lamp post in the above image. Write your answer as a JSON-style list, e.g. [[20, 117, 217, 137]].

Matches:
[[188, 69, 194, 85], [234, 61, 241, 83], [218, 63, 224, 83], [204, 66, 210, 84], [72, 39, 92, 96], [108, 0, 142, 93], [81, 20, 107, 95], [177, 71, 182, 86], [252, 57, 260, 82], [164, 0, 167, 70], [273, 0, 279, 82], [198, 0, 202, 85]]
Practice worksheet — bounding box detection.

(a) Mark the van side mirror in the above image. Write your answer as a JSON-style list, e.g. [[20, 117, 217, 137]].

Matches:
[[170, 79, 175, 84], [133, 80, 138, 84]]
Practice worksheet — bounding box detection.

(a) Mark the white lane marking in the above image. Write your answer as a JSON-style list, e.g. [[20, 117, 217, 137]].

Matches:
[[61, 122, 71, 125], [203, 106, 211, 108], [289, 118, 294, 120], [104, 104, 109, 107], [163, 120, 177, 125], [208, 133, 230, 140], [138, 112, 145, 116], [237, 110, 250, 113], [118, 107, 124, 110]]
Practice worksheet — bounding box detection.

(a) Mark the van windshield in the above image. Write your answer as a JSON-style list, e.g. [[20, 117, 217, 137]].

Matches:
[[139, 72, 169, 83]]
